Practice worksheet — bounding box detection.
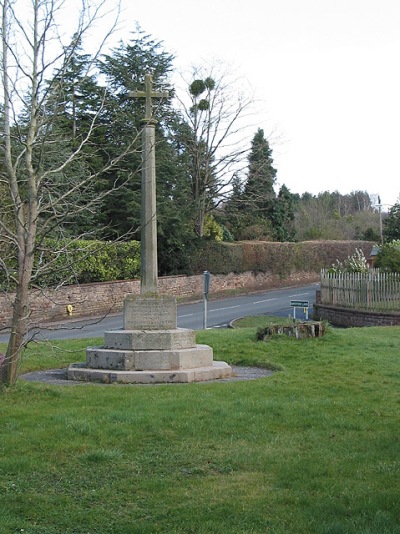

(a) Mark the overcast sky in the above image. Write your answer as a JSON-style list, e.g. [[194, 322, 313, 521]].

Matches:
[[110, 0, 399, 208], [59, 0, 395, 210]]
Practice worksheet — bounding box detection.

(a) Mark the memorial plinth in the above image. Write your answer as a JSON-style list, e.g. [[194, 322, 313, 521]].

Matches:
[[67, 295, 233, 384]]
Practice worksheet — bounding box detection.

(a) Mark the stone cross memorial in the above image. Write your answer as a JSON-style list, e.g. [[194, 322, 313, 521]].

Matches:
[[67, 74, 232, 384]]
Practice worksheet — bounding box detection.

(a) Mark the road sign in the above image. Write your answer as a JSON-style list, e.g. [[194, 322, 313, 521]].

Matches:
[[290, 300, 309, 308]]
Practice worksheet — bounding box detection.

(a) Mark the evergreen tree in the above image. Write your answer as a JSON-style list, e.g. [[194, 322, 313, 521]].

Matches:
[[38, 41, 106, 236], [375, 240, 400, 273], [97, 29, 196, 272], [220, 173, 245, 239], [236, 128, 278, 239], [271, 185, 297, 242], [96, 29, 176, 239], [383, 203, 400, 242], [223, 129, 297, 241], [48, 38, 105, 149], [244, 128, 277, 209]]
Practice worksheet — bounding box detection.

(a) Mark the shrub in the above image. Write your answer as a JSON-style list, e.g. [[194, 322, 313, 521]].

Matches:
[[34, 239, 141, 287], [375, 240, 400, 273], [328, 248, 369, 274], [203, 215, 223, 241]]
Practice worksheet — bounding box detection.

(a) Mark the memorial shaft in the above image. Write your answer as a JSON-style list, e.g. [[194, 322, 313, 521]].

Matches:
[[141, 123, 157, 294], [128, 74, 168, 295]]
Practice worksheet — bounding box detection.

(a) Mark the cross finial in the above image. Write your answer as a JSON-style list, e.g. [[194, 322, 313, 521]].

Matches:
[[128, 74, 169, 123]]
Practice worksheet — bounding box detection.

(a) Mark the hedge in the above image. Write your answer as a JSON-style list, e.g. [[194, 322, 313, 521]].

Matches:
[[188, 240, 375, 276], [0, 238, 375, 289], [0, 239, 141, 289]]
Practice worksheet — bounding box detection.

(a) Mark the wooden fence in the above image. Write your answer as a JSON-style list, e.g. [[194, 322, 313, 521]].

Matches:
[[320, 269, 400, 311]]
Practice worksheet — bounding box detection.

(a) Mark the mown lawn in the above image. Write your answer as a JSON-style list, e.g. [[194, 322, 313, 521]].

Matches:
[[0, 324, 399, 533]]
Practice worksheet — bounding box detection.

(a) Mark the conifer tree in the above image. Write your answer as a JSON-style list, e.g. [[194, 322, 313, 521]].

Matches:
[[97, 29, 196, 272], [242, 128, 277, 218], [97, 29, 181, 239], [383, 203, 400, 242], [223, 128, 296, 241]]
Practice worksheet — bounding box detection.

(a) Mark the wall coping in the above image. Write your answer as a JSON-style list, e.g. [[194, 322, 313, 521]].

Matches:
[[314, 303, 400, 327]]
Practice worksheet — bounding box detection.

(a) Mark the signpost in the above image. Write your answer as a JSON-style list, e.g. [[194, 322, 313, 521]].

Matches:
[[203, 271, 211, 329], [290, 300, 309, 320]]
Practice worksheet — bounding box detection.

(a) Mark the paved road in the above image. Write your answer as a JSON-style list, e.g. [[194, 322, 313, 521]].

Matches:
[[0, 283, 319, 343]]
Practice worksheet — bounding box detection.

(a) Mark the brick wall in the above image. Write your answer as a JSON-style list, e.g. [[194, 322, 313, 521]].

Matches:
[[0, 271, 319, 328]]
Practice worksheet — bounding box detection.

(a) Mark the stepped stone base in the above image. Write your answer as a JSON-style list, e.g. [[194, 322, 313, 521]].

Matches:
[[67, 360, 232, 384], [67, 294, 233, 384], [104, 328, 196, 351], [86, 343, 213, 371]]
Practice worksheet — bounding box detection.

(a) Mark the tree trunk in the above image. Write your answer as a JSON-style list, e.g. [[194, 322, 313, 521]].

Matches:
[[1, 253, 34, 385], [195, 207, 205, 237]]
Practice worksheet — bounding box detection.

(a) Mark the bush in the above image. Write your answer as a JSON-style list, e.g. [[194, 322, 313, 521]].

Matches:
[[34, 239, 141, 287], [328, 248, 369, 274], [203, 215, 223, 241], [375, 240, 400, 273]]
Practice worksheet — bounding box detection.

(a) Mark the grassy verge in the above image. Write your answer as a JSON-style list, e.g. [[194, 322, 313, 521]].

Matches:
[[1, 325, 399, 533], [231, 314, 301, 329]]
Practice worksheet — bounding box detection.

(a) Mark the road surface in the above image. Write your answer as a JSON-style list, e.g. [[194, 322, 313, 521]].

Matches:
[[0, 283, 319, 343]]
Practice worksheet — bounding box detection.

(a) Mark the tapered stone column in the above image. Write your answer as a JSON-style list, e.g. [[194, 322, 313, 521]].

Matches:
[[140, 121, 158, 294]]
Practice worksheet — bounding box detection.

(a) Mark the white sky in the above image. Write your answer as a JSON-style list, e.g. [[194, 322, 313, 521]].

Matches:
[[109, 0, 400, 208]]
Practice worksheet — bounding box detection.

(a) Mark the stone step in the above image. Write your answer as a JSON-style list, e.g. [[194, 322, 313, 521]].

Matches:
[[67, 361, 233, 384], [86, 344, 214, 371], [104, 328, 196, 351]]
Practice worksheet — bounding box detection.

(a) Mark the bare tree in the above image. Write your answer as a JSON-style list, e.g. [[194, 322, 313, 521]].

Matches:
[[174, 63, 255, 237], [0, 0, 140, 384]]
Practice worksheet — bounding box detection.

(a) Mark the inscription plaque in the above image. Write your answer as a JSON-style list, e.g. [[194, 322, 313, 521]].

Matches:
[[123, 295, 177, 330]]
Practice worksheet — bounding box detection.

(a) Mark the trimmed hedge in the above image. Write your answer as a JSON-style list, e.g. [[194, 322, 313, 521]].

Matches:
[[188, 240, 375, 276], [0, 238, 375, 289]]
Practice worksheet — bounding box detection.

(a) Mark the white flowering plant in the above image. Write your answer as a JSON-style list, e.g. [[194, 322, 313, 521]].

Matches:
[[328, 248, 369, 274]]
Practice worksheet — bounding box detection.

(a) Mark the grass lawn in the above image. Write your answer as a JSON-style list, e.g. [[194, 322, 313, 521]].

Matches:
[[0, 323, 399, 533]]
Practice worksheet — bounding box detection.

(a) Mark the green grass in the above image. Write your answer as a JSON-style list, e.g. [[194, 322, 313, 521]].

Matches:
[[1, 326, 399, 533], [231, 314, 302, 329]]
